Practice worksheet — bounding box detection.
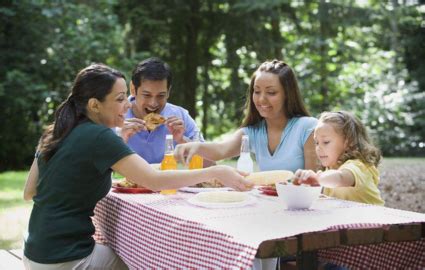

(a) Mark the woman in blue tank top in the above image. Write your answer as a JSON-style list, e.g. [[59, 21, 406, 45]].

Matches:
[[175, 59, 318, 173], [174, 60, 318, 270]]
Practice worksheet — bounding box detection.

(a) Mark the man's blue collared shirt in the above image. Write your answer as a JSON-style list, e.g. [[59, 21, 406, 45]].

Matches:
[[125, 100, 200, 164]]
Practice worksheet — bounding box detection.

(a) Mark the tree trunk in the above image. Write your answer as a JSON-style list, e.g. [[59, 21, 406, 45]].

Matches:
[[389, 0, 400, 74], [319, 0, 329, 111], [202, 62, 210, 139], [271, 13, 283, 60], [181, 0, 200, 118]]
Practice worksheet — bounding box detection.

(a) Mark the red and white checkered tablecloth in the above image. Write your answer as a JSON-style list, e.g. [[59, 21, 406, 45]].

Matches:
[[94, 193, 258, 268], [93, 191, 425, 269], [318, 238, 425, 269]]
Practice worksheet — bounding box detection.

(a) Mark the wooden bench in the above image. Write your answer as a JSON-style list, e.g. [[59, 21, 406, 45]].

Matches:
[[0, 249, 24, 270]]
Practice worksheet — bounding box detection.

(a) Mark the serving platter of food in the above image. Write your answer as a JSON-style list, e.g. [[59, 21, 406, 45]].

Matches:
[[112, 179, 155, 194], [187, 191, 256, 208], [246, 170, 294, 196], [179, 179, 232, 193], [180, 187, 232, 193]]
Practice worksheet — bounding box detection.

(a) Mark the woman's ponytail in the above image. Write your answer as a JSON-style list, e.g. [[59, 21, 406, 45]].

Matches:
[[38, 96, 80, 161]]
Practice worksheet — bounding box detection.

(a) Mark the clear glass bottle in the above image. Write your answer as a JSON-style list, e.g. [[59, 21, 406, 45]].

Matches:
[[237, 135, 254, 173], [189, 131, 204, 170], [160, 134, 177, 194]]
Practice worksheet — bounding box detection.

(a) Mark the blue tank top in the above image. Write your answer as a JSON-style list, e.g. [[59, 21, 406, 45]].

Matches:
[[243, 116, 317, 172]]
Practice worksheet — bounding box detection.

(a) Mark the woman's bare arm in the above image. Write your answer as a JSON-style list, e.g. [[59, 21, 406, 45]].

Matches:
[[198, 129, 244, 160], [23, 158, 39, 201], [174, 129, 245, 164], [111, 153, 252, 191]]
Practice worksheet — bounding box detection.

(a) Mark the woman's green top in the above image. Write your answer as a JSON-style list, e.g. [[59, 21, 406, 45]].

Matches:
[[24, 121, 134, 263]]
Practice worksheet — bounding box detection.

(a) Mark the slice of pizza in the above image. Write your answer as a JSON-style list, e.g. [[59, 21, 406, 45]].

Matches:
[[143, 113, 166, 131]]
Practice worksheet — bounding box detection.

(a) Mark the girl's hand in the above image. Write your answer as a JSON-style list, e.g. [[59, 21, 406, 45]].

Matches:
[[174, 142, 201, 166], [119, 118, 146, 142], [210, 165, 253, 191], [293, 169, 321, 186]]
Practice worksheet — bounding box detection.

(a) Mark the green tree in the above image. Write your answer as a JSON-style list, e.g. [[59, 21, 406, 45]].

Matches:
[[0, 0, 126, 170]]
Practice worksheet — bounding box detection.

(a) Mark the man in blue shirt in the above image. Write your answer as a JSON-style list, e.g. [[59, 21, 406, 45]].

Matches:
[[120, 57, 202, 164]]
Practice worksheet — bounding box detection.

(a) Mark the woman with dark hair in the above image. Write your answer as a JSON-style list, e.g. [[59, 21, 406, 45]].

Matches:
[[174, 60, 318, 270], [175, 59, 318, 172], [23, 63, 252, 270]]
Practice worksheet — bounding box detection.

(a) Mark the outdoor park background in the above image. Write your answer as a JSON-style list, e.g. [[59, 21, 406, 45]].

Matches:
[[0, 1, 424, 250]]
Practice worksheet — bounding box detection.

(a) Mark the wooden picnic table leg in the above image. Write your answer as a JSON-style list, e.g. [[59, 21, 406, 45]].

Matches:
[[296, 234, 319, 270], [296, 250, 318, 270], [295, 229, 341, 269]]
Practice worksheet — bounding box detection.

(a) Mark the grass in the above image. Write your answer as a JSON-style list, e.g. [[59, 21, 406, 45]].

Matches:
[[0, 171, 32, 249], [0, 157, 423, 250]]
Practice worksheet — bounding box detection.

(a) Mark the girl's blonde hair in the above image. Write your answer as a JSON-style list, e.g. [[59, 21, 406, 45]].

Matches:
[[318, 111, 381, 167]]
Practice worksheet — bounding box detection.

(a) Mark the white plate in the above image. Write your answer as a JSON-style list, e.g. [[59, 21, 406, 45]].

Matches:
[[179, 187, 232, 193], [187, 193, 257, 208]]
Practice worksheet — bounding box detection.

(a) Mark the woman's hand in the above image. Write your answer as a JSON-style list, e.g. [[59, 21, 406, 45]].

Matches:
[[209, 165, 253, 191], [119, 118, 145, 142], [293, 169, 321, 186], [174, 142, 202, 166]]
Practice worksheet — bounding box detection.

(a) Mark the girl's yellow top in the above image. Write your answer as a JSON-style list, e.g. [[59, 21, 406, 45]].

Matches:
[[323, 159, 385, 205]]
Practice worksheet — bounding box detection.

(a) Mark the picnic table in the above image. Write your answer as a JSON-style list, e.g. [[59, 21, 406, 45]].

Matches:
[[93, 190, 425, 269]]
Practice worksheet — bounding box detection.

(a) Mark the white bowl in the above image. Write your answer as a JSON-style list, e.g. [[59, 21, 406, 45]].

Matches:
[[276, 183, 322, 209]]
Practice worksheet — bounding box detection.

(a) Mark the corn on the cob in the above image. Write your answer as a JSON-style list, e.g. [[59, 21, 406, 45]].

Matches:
[[245, 170, 294, 186]]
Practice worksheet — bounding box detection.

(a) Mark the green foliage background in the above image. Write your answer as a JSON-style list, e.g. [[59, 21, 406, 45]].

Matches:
[[1, 0, 424, 171]]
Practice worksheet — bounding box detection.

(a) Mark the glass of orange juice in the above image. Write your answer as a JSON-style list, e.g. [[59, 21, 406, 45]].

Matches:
[[188, 131, 204, 170], [189, 154, 203, 169]]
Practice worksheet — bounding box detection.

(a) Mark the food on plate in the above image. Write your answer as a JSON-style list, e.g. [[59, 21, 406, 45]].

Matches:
[[143, 112, 166, 131], [111, 178, 155, 194], [195, 191, 248, 203], [258, 180, 316, 196], [246, 170, 294, 186], [192, 178, 224, 188], [113, 178, 138, 188], [258, 186, 278, 196], [246, 170, 294, 196]]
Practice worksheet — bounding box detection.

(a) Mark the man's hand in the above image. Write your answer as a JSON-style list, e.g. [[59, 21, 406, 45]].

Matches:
[[119, 118, 146, 142], [165, 116, 185, 143]]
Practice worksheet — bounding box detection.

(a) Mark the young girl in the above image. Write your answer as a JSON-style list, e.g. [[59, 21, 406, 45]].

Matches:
[[294, 111, 384, 205]]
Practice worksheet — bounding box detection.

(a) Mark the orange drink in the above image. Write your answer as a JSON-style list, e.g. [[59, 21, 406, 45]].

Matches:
[[160, 154, 177, 170], [189, 154, 203, 169], [160, 189, 177, 195], [188, 131, 203, 170], [160, 153, 177, 195]]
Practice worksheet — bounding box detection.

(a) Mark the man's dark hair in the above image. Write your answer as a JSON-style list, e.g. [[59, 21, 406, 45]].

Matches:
[[131, 57, 172, 92]]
